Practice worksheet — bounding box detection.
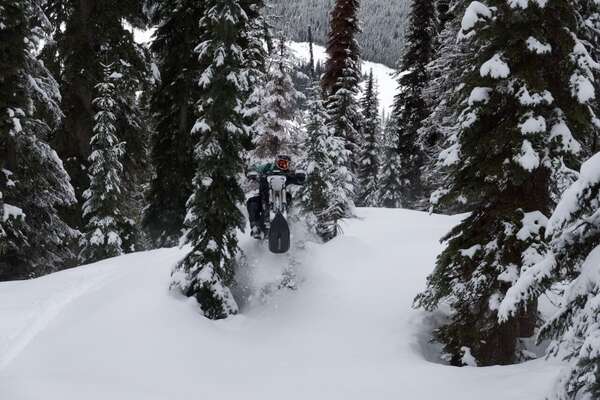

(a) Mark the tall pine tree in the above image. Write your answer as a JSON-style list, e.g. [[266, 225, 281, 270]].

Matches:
[[170, 0, 252, 319], [387, 0, 436, 210], [356, 69, 380, 207], [142, 0, 202, 247], [308, 26, 316, 80], [0, 0, 77, 280], [415, 0, 598, 366], [321, 0, 362, 177], [377, 115, 405, 208], [246, 37, 304, 163], [79, 61, 128, 263], [492, 151, 600, 399], [301, 85, 349, 241], [44, 0, 150, 239], [418, 1, 475, 214], [319, 0, 361, 216]]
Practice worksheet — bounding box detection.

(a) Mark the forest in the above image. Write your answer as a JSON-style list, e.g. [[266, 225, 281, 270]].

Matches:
[[1, 0, 600, 399]]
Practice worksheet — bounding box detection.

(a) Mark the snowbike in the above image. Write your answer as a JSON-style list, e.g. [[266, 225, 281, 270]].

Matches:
[[247, 170, 305, 254]]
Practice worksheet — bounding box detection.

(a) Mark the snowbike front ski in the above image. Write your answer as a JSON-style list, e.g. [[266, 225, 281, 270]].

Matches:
[[268, 212, 290, 253]]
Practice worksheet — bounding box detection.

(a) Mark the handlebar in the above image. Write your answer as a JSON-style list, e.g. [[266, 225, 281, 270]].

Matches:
[[246, 170, 306, 185]]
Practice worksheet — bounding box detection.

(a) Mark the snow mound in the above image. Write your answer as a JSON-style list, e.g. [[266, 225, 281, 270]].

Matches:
[[0, 209, 561, 400]]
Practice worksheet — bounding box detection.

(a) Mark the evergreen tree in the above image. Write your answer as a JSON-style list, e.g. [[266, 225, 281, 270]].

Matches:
[[496, 151, 600, 399], [142, 0, 202, 247], [0, 0, 77, 280], [321, 0, 362, 175], [241, 0, 269, 106], [44, 0, 150, 237], [356, 69, 380, 207], [247, 37, 305, 163], [240, 0, 270, 150], [377, 116, 404, 208], [308, 26, 316, 79], [79, 61, 127, 263], [170, 0, 251, 319], [388, 0, 436, 210], [301, 85, 349, 241], [539, 153, 600, 400], [414, 0, 597, 366], [418, 2, 474, 214]]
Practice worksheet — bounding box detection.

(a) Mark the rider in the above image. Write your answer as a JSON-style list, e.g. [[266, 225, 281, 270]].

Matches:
[[246, 154, 305, 239]]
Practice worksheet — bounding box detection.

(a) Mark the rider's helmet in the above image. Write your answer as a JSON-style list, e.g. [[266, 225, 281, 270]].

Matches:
[[275, 154, 291, 172]]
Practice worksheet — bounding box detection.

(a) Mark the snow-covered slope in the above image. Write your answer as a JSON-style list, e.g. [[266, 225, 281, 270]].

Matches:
[[289, 42, 398, 115], [0, 209, 561, 400]]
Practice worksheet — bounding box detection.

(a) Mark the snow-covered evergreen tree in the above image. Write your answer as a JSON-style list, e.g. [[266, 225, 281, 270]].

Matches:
[[44, 0, 150, 236], [415, 0, 598, 366], [418, 2, 474, 214], [241, 0, 269, 126], [498, 158, 600, 320], [541, 154, 600, 400], [377, 116, 404, 208], [79, 61, 128, 263], [308, 25, 316, 79], [322, 0, 362, 175], [170, 0, 251, 319], [301, 85, 350, 241], [246, 37, 304, 163], [142, 0, 202, 247], [497, 152, 600, 399], [356, 70, 380, 207], [0, 0, 77, 280], [389, 0, 436, 210]]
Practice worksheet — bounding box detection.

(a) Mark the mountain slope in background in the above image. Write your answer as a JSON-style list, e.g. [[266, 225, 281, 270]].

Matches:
[[0, 209, 561, 400], [289, 41, 398, 115], [269, 0, 409, 67]]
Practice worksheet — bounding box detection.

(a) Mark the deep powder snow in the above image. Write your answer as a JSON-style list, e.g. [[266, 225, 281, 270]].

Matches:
[[0, 209, 562, 400]]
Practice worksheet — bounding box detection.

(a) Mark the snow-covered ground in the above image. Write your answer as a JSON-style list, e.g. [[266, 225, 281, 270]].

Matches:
[[289, 42, 398, 114], [0, 209, 561, 400]]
